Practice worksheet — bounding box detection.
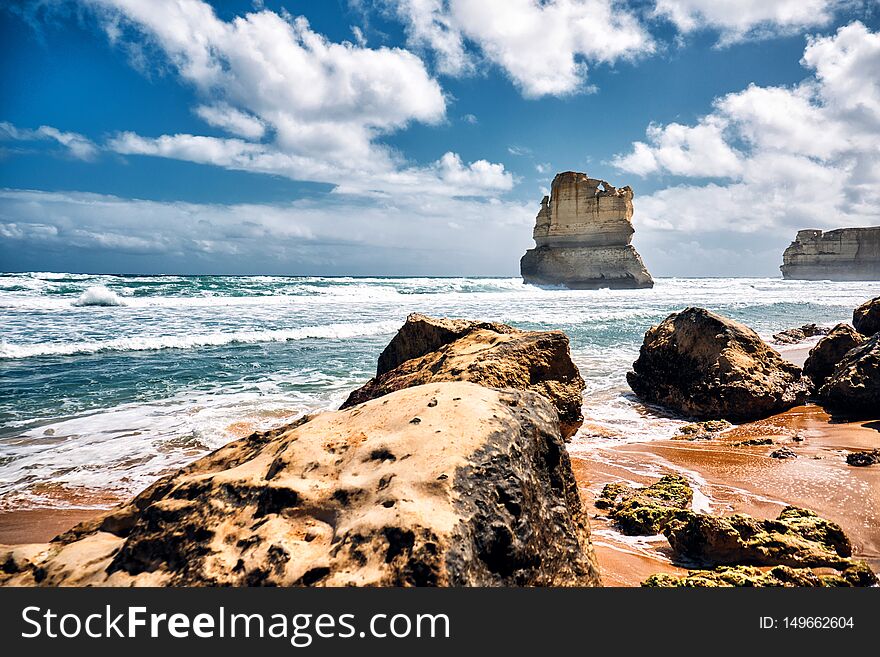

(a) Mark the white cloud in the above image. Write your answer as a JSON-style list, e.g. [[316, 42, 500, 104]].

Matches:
[[384, 0, 654, 97], [0, 188, 534, 274], [653, 0, 857, 45], [0, 121, 98, 160], [194, 104, 266, 140], [83, 0, 511, 196], [614, 22, 880, 245]]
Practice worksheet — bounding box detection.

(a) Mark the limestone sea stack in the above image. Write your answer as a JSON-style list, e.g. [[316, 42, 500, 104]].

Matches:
[[780, 227, 880, 280], [520, 171, 653, 289]]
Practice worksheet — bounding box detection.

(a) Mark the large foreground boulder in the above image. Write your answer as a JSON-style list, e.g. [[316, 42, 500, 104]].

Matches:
[[626, 307, 808, 421], [343, 314, 586, 439], [0, 382, 600, 587], [817, 333, 880, 416], [853, 296, 880, 336], [803, 323, 864, 389]]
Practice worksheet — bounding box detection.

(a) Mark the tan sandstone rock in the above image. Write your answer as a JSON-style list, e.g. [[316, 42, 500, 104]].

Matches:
[[520, 171, 653, 289], [781, 227, 880, 280], [0, 382, 600, 587], [343, 314, 586, 439]]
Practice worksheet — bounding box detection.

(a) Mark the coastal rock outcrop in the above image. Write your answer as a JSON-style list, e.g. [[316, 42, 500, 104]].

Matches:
[[595, 474, 693, 535], [520, 171, 653, 289], [0, 382, 601, 587], [771, 323, 828, 345], [853, 296, 880, 336], [343, 314, 585, 439], [802, 323, 864, 388], [626, 307, 808, 421], [664, 506, 855, 569], [817, 333, 880, 416], [780, 227, 880, 280], [644, 563, 878, 587]]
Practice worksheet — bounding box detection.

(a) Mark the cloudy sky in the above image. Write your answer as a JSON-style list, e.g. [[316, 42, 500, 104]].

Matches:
[[1, 0, 879, 276]]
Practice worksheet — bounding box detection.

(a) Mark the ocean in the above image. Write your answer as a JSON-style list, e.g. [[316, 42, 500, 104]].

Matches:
[[2, 272, 879, 510]]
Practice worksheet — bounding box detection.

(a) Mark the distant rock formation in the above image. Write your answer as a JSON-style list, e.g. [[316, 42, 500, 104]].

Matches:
[[521, 171, 653, 289], [781, 227, 880, 280]]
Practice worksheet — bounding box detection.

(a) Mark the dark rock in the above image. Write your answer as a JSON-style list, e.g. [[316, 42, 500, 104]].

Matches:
[[0, 383, 601, 587], [343, 314, 586, 439], [818, 333, 880, 417], [803, 323, 864, 389], [846, 449, 880, 467], [595, 474, 693, 535], [853, 296, 880, 336], [663, 506, 853, 569], [627, 307, 808, 421], [770, 447, 797, 459], [732, 438, 774, 447], [772, 324, 829, 345], [674, 420, 733, 440]]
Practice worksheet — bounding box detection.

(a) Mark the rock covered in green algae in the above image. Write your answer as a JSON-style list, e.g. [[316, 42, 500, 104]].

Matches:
[[674, 419, 733, 440], [663, 506, 853, 569], [731, 437, 774, 447], [596, 474, 694, 535], [642, 562, 878, 587], [846, 449, 880, 466]]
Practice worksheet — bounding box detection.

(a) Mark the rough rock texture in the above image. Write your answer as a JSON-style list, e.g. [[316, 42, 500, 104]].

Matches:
[[595, 474, 693, 535], [846, 449, 880, 467], [643, 563, 878, 588], [674, 419, 733, 440], [772, 323, 829, 345], [853, 296, 880, 336], [803, 323, 864, 389], [663, 506, 855, 569], [626, 307, 808, 421], [343, 314, 585, 439], [781, 227, 880, 280], [0, 382, 601, 587], [520, 171, 653, 289], [817, 333, 880, 416]]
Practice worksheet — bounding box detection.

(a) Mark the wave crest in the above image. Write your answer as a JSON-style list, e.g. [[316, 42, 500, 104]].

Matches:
[[73, 286, 125, 307]]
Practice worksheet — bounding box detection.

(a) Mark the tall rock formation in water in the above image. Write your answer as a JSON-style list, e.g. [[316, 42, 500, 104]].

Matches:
[[520, 172, 653, 289], [781, 228, 880, 280]]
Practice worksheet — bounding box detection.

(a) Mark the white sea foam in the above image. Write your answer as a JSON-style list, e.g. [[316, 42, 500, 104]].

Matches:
[[0, 320, 400, 359], [72, 285, 125, 307]]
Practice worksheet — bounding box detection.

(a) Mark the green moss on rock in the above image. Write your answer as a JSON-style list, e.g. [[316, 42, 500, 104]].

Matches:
[[596, 474, 693, 535]]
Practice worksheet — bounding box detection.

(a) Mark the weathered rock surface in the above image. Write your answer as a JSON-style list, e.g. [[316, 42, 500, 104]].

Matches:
[[626, 307, 808, 421], [803, 323, 864, 389], [643, 563, 878, 587], [853, 296, 880, 336], [781, 227, 880, 280], [520, 171, 653, 289], [343, 314, 585, 439], [595, 474, 693, 535], [772, 323, 829, 345], [0, 382, 601, 587], [663, 506, 854, 569], [846, 449, 880, 467], [674, 419, 733, 440], [817, 333, 880, 416]]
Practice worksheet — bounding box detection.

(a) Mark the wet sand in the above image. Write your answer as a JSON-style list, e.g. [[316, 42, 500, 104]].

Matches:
[[0, 508, 103, 544]]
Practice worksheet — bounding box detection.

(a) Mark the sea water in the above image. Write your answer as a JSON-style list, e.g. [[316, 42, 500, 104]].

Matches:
[[2, 272, 878, 509]]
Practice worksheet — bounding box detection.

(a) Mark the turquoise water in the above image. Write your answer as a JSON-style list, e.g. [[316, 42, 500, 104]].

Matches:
[[2, 272, 878, 509]]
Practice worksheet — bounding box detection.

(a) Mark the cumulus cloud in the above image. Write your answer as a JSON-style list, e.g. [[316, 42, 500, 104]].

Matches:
[[383, 0, 654, 97], [653, 0, 859, 45], [82, 0, 511, 196], [0, 121, 98, 160], [0, 188, 534, 274], [613, 21, 880, 246]]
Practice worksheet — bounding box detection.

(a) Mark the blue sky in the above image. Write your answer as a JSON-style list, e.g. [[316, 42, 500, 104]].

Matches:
[[1, 0, 879, 276]]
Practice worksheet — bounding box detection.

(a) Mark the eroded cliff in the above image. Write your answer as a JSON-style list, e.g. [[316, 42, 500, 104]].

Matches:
[[781, 228, 880, 280]]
